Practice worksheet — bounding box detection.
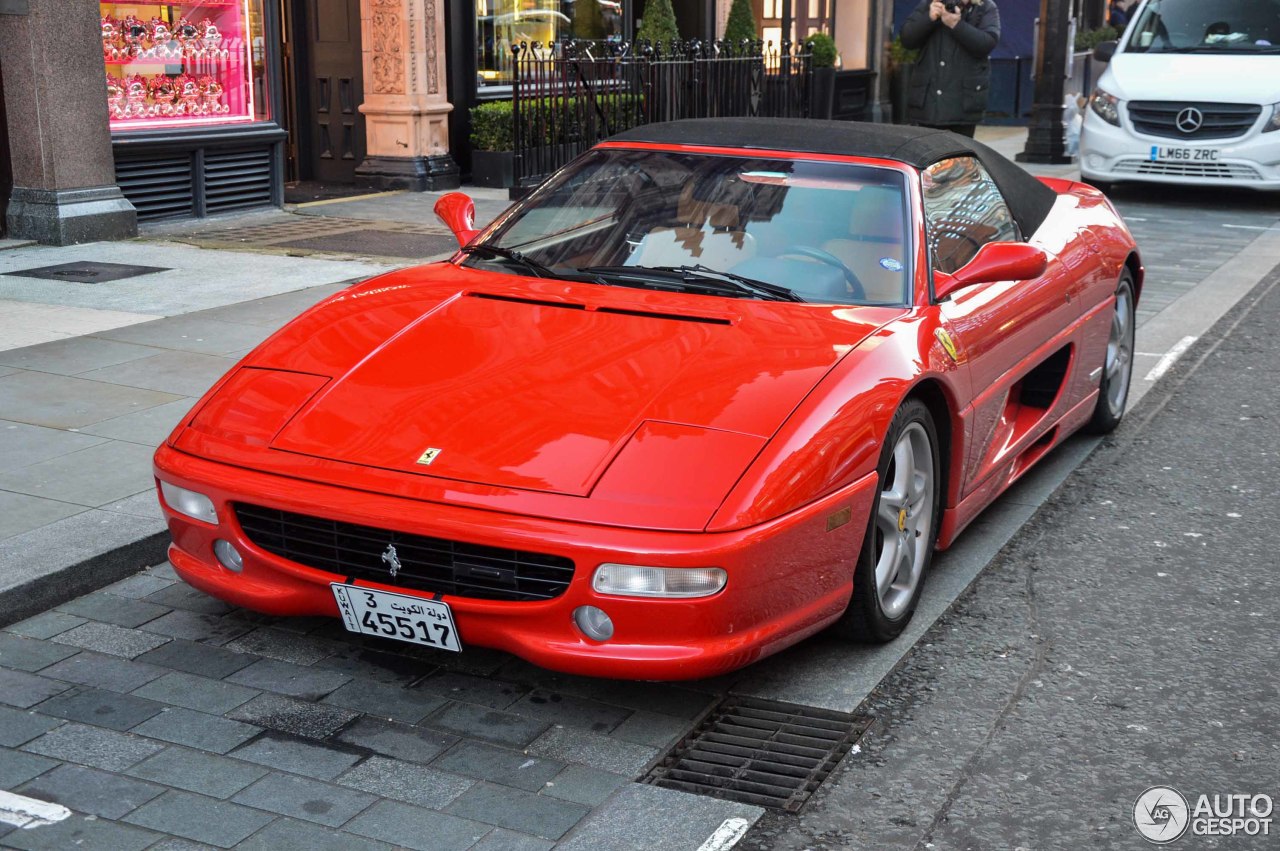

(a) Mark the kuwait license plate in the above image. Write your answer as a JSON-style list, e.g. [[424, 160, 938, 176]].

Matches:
[[331, 583, 461, 652], [1150, 146, 1220, 162]]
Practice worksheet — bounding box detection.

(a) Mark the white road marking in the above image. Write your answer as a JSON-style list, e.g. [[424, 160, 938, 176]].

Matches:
[[1143, 336, 1198, 382], [1221, 224, 1280, 231], [0, 791, 72, 830], [698, 817, 752, 851]]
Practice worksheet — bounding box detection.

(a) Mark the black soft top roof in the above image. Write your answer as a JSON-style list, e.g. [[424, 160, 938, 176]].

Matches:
[[606, 118, 1059, 239]]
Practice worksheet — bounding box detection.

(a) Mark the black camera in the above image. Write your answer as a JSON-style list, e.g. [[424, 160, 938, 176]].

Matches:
[[945, 3, 961, 12]]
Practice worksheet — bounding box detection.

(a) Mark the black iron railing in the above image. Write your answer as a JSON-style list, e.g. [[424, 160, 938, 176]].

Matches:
[[511, 39, 813, 190]]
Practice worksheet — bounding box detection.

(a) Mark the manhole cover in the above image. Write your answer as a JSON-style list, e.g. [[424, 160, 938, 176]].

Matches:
[[644, 696, 871, 812], [275, 230, 458, 259], [4, 262, 169, 284]]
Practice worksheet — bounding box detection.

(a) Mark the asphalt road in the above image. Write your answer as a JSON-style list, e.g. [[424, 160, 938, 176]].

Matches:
[[741, 236, 1280, 849]]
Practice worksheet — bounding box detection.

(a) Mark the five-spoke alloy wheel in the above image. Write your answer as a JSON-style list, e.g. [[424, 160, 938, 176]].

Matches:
[[835, 397, 941, 642]]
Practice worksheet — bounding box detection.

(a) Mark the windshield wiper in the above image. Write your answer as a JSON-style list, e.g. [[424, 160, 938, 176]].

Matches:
[[579, 264, 805, 302], [459, 244, 556, 278]]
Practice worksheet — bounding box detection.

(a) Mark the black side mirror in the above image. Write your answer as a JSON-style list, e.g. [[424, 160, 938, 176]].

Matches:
[[1093, 40, 1118, 62]]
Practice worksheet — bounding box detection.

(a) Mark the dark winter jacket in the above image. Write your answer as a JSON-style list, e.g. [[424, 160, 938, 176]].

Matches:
[[900, 0, 1002, 126]]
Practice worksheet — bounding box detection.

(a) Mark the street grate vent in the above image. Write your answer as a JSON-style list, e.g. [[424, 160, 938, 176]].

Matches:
[[643, 696, 870, 812], [4, 262, 170, 284]]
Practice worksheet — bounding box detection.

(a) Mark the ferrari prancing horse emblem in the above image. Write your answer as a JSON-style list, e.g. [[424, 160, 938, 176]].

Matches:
[[381, 544, 402, 578], [416, 447, 442, 466], [934, 328, 960, 363]]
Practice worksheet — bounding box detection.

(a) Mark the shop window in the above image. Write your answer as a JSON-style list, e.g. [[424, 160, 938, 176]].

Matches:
[[476, 0, 624, 87], [101, 0, 270, 130]]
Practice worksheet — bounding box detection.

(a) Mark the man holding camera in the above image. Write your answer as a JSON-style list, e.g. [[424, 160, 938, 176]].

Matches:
[[900, 0, 1002, 138]]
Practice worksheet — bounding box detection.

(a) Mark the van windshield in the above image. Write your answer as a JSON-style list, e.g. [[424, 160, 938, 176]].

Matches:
[[1126, 0, 1280, 53]]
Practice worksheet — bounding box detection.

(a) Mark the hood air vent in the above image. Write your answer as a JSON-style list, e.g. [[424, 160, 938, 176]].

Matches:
[[467, 291, 732, 325]]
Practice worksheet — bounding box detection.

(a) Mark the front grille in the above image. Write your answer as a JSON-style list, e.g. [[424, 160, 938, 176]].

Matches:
[[234, 503, 575, 601], [644, 696, 871, 812], [1113, 159, 1262, 181], [1127, 101, 1261, 141]]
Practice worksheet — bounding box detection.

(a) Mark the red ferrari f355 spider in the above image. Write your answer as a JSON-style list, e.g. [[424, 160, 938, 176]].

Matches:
[[154, 119, 1141, 680]]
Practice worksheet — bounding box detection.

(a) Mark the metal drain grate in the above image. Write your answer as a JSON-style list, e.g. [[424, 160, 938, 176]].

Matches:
[[644, 696, 870, 812], [4, 262, 169, 284]]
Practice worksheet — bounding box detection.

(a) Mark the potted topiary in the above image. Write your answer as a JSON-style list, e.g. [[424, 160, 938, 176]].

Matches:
[[637, 0, 680, 45], [723, 0, 757, 47], [805, 32, 838, 120], [469, 101, 515, 189]]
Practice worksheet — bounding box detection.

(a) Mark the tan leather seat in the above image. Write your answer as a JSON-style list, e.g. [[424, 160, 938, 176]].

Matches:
[[630, 227, 757, 269], [630, 185, 757, 269], [821, 187, 908, 304]]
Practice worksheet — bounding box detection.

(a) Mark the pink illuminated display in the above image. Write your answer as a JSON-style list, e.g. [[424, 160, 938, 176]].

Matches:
[[101, 0, 264, 130]]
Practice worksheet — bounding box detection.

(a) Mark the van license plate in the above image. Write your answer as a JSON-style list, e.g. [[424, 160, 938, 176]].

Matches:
[[1150, 146, 1220, 162]]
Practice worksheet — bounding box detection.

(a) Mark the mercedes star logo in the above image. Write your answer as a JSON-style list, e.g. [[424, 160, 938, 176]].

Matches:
[[381, 544, 402, 579], [1175, 107, 1204, 134]]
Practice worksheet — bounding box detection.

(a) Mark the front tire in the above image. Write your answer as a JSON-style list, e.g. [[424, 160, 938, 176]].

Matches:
[[1085, 270, 1136, 434], [833, 398, 941, 643]]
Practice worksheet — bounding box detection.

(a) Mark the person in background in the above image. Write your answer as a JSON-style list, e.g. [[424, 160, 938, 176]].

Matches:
[[900, 0, 1002, 138], [1109, 0, 1128, 30]]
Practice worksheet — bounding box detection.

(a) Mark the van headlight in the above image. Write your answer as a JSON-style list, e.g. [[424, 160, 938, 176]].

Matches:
[[1265, 103, 1280, 133], [1089, 88, 1121, 126]]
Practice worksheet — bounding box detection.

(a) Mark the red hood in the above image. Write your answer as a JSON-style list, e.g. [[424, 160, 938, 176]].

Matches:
[[180, 264, 901, 524]]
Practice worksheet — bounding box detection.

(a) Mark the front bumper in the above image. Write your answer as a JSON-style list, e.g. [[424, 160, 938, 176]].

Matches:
[[154, 444, 876, 680], [1079, 111, 1280, 190]]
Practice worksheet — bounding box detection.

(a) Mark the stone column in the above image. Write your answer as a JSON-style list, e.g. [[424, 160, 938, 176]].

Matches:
[[0, 0, 137, 244], [355, 0, 460, 191]]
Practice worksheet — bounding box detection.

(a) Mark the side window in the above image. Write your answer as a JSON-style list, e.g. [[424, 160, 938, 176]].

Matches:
[[921, 157, 1020, 275]]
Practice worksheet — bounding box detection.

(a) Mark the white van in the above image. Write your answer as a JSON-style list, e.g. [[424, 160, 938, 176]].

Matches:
[[1079, 0, 1280, 191]]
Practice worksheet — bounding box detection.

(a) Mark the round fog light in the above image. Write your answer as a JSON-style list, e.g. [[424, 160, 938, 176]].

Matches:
[[573, 605, 614, 642], [1087, 154, 1103, 169], [213, 539, 243, 573]]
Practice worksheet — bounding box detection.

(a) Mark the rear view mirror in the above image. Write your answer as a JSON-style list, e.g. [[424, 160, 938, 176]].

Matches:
[[1093, 40, 1118, 62], [434, 192, 480, 246], [934, 242, 1049, 301]]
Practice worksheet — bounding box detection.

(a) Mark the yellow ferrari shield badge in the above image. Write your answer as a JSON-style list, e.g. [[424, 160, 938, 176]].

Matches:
[[935, 328, 960, 363], [416, 448, 442, 466]]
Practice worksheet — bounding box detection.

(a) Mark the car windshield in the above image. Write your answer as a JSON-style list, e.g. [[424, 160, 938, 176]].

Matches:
[[465, 148, 913, 306], [1125, 0, 1280, 53]]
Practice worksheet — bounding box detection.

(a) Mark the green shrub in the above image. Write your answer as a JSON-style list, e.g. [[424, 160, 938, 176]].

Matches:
[[470, 101, 515, 151], [470, 95, 645, 152], [723, 0, 758, 45], [573, 0, 605, 40], [889, 36, 919, 66], [1075, 25, 1118, 52], [805, 32, 837, 68], [637, 0, 680, 45]]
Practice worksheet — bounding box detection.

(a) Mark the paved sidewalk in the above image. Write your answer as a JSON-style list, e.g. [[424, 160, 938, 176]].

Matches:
[[0, 185, 509, 626], [0, 563, 760, 849]]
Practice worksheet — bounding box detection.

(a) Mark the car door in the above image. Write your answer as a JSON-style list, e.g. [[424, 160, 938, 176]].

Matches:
[[922, 156, 1083, 498]]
